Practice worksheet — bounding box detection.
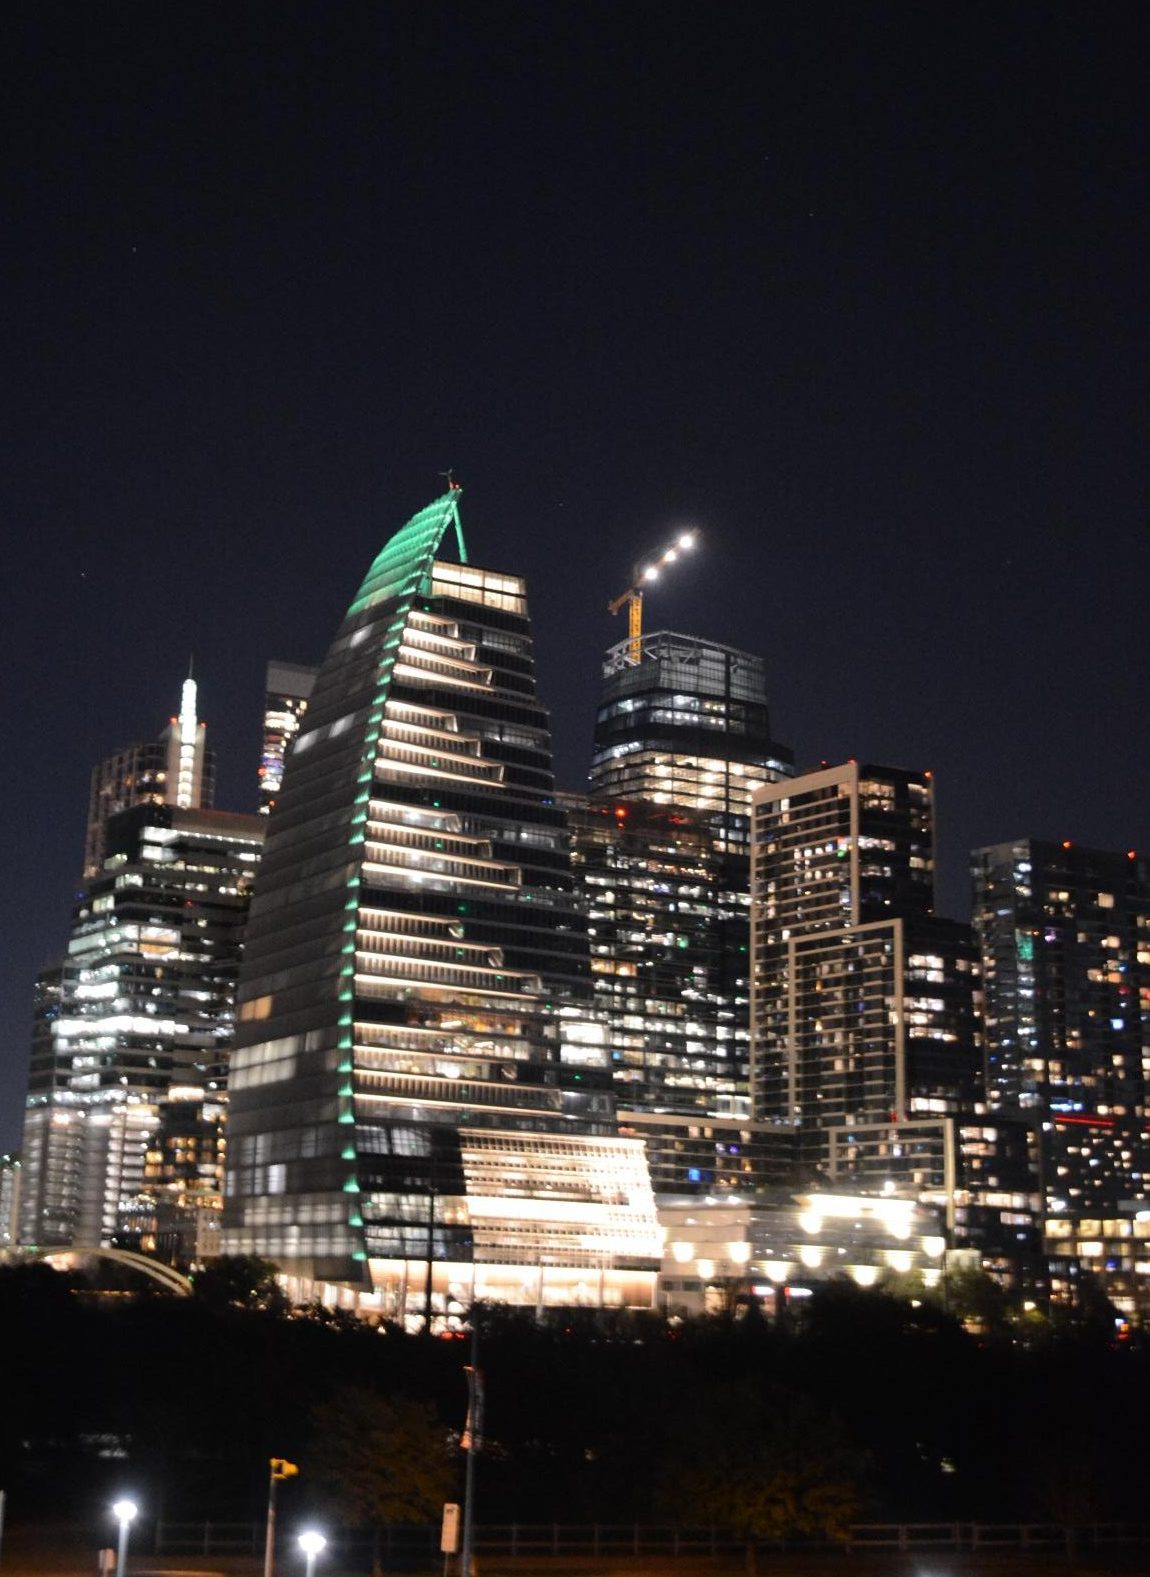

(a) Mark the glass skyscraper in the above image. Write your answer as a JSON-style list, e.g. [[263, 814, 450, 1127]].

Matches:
[[589, 631, 793, 856], [19, 800, 263, 1250], [259, 660, 317, 815], [223, 491, 659, 1319], [973, 839, 1150, 1213], [575, 630, 795, 1193]]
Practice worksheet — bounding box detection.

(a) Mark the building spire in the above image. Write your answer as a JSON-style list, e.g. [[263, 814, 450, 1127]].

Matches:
[[175, 671, 201, 808]]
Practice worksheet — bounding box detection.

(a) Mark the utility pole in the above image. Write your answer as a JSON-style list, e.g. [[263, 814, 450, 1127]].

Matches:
[[264, 1459, 298, 1577], [460, 1311, 483, 1577]]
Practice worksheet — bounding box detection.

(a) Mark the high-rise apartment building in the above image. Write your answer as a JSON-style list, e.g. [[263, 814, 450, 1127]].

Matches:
[[973, 839, 1150, 1214], [19, 801, 263, 1250], [751, 765, 982, 1159], [750, 763, 958, 1124], [223, 491, 660, 1318], [750, 763, 1044, 1286], [84, 675, 214, 876], [259, 660, 317, 814]]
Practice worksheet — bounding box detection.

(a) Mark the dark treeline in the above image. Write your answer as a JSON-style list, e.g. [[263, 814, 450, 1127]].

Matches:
[[3, 1262, 1148, 1535]]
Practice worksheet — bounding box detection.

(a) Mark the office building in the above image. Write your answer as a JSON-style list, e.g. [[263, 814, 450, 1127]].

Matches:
[[973, 839, 1150, 1217], [561, 793, 797, 1192], [580, 630, 794, 1192], [84, 674, 214, 876], [259, 660, 317, 814], [589, 631, 793, 856], [19, 801, 263, 1250], [223, 490, 660, 1319]]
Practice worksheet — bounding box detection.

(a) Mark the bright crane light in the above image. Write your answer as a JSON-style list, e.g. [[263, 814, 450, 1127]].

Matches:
[[608, 528, 701, 664]]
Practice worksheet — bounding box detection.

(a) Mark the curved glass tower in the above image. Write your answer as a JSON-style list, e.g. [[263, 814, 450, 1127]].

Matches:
[[223, 491, 659, 1317]]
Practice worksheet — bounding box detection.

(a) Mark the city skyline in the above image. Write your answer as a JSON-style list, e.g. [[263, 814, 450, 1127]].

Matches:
[[4, 3, 1149, 1149]]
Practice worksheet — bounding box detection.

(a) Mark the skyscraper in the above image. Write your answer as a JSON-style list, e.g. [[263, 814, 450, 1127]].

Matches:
[[589, 631, 793, 856], [751, 764, 980, 1169], [750, 763, 1044, 1287], [223, 491, 660, 1318], [19, 801, 263, 1249], [575, 630, 796, 1193], [84, 674, 214, 876], [973, 839, 1150, 1214], [259, 660, 317, 814], [561, 795, 795, 1192]]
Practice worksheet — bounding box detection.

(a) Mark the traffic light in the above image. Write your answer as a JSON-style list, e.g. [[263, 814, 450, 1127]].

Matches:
[[270, 1459, 299, 1480]]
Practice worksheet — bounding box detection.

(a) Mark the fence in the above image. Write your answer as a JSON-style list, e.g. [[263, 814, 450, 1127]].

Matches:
[[153, 1520, 1150, 1561]]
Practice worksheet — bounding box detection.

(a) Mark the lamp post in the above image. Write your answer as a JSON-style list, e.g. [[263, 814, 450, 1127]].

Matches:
[[298, 1530, 326, 1577], [111, 1499, 138, 1577]]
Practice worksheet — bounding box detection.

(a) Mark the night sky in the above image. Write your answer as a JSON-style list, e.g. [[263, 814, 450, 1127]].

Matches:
[[4, 2, 1149, 1150]]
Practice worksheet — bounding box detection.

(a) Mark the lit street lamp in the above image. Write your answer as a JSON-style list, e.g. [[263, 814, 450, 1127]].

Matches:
[[298, 1529, 326, 1577], [111, 1499, 138, 1577]]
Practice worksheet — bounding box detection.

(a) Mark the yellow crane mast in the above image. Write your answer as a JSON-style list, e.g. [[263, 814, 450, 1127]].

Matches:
[[607, 530, 697, 664]]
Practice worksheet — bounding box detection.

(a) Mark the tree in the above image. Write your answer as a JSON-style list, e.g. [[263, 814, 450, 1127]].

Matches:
[[655, 1382, 867, 1548], [190, 1254, 288, 1313], [941, 1265, 1014, 1338], [307, 1387, 454, 1527]]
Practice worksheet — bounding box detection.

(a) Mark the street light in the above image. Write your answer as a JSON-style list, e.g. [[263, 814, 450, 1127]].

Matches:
[[111, 1499, 138, 1577], [298, 1529, 326, 1577]]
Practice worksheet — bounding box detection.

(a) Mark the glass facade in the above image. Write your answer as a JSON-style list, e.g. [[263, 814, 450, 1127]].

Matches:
[[561, 795, 798, 1192], [19, 803, 264, 1250], [973, 839, 1150, 1215], [259, 660, 317, 814], [590, 630, 793, 856], [223, 492, 659, 1317], [563, 798, 747, 1114], [577, 632, 794, 1194]]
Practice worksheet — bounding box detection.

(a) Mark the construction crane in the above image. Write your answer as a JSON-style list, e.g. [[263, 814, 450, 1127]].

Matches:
[[608, 530, 698, 664]]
